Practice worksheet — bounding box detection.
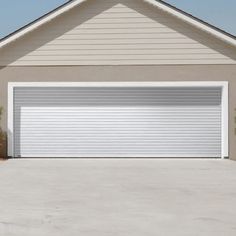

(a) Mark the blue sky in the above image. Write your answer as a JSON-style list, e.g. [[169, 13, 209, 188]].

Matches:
[[0, 0, 235, 39]]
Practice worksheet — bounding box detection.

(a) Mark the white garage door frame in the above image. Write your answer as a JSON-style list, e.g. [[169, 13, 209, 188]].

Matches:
[[8, 81, 228, 159]]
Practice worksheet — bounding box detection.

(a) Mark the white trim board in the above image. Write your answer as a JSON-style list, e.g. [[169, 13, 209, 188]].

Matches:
[[8, 81, 229, 159], [7, 81, 229, 87], [0, 0, 235, 50]]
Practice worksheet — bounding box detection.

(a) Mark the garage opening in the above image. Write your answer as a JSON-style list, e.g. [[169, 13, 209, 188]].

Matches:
[[8, 82, 228, 158]]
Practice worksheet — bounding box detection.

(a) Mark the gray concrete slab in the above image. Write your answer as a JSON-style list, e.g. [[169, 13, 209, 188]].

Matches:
[[0, 159, 236, 236]]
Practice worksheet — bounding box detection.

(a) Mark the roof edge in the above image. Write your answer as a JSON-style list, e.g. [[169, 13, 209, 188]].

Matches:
[[157, 0, 236, 41], [144, 0, 236, 47], [0, 0, 86, 49], [0, 0, 235, 50], [0, 0, 74, 44]]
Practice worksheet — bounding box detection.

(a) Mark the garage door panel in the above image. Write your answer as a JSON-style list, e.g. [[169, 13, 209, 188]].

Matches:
[[13, 86, 222, 158], [14, 87, 221, 106]]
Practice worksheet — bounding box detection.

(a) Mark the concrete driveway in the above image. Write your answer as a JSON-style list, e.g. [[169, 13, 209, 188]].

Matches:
[[0, 159, 236, 236]]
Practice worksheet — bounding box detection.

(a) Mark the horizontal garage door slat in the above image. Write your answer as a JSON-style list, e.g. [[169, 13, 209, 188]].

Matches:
[[13, 86, 222, 158]]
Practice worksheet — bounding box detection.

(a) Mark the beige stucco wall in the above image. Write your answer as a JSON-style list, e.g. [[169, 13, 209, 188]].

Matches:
[[0, 65, 236, 159]]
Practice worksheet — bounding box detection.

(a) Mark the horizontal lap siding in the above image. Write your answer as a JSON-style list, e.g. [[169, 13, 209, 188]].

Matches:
[[0, 0, 235, 65]]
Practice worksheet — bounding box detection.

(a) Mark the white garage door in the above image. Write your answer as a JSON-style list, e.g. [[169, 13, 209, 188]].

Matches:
[[13, 85, 222, 158]]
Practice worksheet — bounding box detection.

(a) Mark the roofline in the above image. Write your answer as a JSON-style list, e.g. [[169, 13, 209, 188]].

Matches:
[[0, 0, 87, 48], [0, 0, 75, 44], [0, 0, 235, 49], [157, 0, 236, 40], [145, 0, 236, 46]]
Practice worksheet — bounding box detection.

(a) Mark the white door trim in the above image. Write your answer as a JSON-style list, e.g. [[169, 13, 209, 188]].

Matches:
[[8, 81, 228, 158]]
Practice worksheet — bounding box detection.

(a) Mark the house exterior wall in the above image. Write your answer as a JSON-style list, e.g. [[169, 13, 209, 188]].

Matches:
[[0, 0, 236, 65], [0, 65, 236, 159]]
